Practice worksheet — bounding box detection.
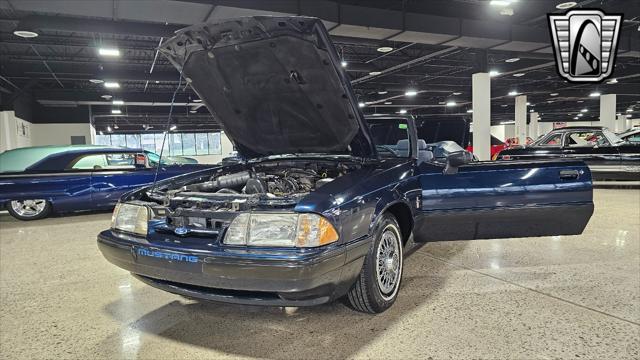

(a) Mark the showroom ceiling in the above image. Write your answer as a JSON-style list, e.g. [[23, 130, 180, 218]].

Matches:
[[0, 0, 639, 132]]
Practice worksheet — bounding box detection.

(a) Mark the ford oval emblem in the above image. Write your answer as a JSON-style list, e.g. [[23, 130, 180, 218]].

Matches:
[[174, 226, 189, 236]]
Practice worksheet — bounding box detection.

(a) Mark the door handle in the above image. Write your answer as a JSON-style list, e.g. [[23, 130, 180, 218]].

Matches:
[[559, 170, 579, 180]]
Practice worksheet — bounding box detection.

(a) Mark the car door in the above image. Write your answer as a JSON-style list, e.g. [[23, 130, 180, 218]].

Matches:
[[561, 129, 620, 178], [413, 156, 593, 242]]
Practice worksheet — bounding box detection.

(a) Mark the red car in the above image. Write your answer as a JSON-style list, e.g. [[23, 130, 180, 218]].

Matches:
[[466, 135, 507, 160]]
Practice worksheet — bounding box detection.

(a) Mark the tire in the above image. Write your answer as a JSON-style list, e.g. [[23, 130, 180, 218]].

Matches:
[[345, 213, 404, 313], [6, 199, 52, 221]]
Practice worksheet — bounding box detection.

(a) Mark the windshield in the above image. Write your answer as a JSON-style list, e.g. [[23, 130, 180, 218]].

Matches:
[[367, 118, 411, 158]]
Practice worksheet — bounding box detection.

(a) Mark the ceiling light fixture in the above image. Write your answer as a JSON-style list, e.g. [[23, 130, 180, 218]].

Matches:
[[189, 110, 197, 113], [513, 73, 526, 77], [341, 61, 347, 68], [490, 0, 512, 6], [378, 90, 388, 95], [111, 109, 121, 115], [405, 90, 418, 96], [467, 109, 473, 113], [399, 109, 407, 114], [556, 2, 577, 9], [113, 124, 119, 129], [89, 79, 104, 84], [193, 99, 202, 103], [377, 46, 393, 53], [169, 125, 177, 131], [627, 108, 633, 112], [606, 78, 618, 84], [505, 57, 520, 63], [616, 113, 621, 116], [550, 93, 559, 96], [508, 90, 519, 96], [489, 70, 500, 77], [452, 92, 462, 95], [526, 102, 530, 105], [358, 102, 365, 108], [107, 126, 113, 132], [112, 100, 124, 105], [446, 101, 457, 107], [573, 117, 578, 120], [104, 82, 120, 89], [13, 30, 39, 38], [580, 109, 588, 113], [384, 101, 392, 105], [501, 104, 508, 107], [101, 94, 112, 100], [98, 48, 120, 57], [99, 131, 104, 135], [369, 71, 382, 76], [530, 109, 534, 112], [589, 92, 601, 97]]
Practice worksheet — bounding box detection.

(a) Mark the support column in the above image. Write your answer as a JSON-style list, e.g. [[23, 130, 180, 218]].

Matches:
[[529, 111, 539, 140], [472, 73, 491, 161], [599, 94, 616, 130], [515, 95, 527, 144]]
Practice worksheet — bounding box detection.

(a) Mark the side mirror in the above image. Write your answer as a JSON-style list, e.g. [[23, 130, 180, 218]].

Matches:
[[444, 150, 473, 175]]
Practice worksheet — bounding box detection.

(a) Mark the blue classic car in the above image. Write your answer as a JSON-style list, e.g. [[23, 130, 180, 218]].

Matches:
[[0, 145, 206, 220], [97, 17, 594, 313]]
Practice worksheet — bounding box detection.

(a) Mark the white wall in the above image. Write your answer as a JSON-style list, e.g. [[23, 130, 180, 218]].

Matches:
[[490, 124, 515, 142], [31, 123, 94, 146], [0, 111, 33, 152]]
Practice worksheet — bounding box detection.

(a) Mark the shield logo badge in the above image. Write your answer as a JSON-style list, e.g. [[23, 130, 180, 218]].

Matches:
[[548, 9, 622, 83]]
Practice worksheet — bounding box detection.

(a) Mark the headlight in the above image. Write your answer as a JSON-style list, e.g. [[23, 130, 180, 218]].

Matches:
[[224, 213, 338, 247], [111, 203, 149, 236]]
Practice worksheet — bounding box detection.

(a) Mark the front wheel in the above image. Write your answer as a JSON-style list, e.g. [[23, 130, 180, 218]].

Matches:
[[7, 199, 52, 220], [345, 213, 404, 313]]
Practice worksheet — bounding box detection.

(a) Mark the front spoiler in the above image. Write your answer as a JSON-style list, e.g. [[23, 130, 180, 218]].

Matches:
[[97, 230, 369, 306]]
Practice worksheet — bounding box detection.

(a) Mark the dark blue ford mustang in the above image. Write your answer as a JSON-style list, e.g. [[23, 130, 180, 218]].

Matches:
[[0, 146, 205, 220], [97, 16, 594, 313]]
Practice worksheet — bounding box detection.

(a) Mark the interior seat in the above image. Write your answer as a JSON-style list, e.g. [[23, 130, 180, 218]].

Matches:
[[396, 139, 433, 163]]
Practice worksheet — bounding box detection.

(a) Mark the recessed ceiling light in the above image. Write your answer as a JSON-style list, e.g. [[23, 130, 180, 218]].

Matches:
[[627, 108, 633, 112], [452, 92, 462, 95], [358, 102, 365, 108], [405, 90, 418, 96], [589, 92, 601, 97], [467, 109, 473, 113], [501, 104, 508, 107], [112, 100, 124, 105], [113, 124, 119, 129], [377, 46, 393, 53], [556, 2, 577, 10], [101, 94, 112, 100], [98, 48, 120, 57], [89, 79, 104, 84], [530, 109, 534, 112], [378, 90, 388, 95], [526, 102, 530, 105], [616, 113, 621, 116], [13, 30, 39, 38], [489, 70, 500, 77], [193, 99, 202, 103], [580, 109, 588, 112], [626, 114, 632, 118], [513, 73, 526, 77], [577, 113, 583, 117], [384, 101, 392, 105], [107, 126, 113, 132], [190, 110, 197, 113], [369, 71, 382, 76], [573, 117, 578, 120], [170, 125, 177, 131], [550, 93, 559, 96], [104, 82, 120, 88], [446, 101, 457, 107], [341, 61, 347, 68], [505, 57, 520, 63], [490, 0, 512, 6], [508, 90, 519, 96], [577, 100, 584, 103], [606, 78, 618, 84], [399, 109, 407, 114], [111, 109, 121, 115]]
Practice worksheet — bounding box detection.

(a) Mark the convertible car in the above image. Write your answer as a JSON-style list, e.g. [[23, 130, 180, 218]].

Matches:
[[496, 126, 640, 181], [98, 16, 594, 313], [619, 128, 640, 144], [0, 145, 206, 220]]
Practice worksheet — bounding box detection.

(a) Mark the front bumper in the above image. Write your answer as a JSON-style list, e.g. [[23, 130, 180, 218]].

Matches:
[[97, 230, 369, 306]]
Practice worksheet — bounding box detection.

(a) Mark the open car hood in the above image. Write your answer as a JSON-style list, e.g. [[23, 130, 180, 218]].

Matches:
[[160, 16, 376, 159]]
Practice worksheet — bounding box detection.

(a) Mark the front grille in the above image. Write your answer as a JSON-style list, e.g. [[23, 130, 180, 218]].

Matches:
[[156, 209, 237, 240]]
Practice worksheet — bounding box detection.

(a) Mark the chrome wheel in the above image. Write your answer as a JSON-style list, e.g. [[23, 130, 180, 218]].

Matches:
[[375, 224, 402, 300], [10, 199, 47, 217]]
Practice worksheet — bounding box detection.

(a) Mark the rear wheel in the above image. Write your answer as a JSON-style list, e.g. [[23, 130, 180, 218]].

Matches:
[[345, 213, 404, 313], [7, 199, 52, 220]]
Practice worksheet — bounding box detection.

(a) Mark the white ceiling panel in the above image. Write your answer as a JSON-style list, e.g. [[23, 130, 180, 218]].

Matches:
[[329, 24, 399, 40]]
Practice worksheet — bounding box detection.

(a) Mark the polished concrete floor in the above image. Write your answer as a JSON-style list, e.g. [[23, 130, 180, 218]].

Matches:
[[0, 189, 638, 359]]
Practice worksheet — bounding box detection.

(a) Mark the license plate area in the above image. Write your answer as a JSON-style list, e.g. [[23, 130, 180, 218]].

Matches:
[[134, 246, 202, 272]]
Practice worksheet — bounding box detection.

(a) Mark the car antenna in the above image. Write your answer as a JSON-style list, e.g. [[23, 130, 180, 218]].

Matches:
[[151, 67, 184, 190]]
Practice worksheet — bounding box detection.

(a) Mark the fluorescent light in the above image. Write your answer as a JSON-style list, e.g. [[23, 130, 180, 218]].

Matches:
[[556, 2, 577, 9], [13, 30, 39, 38], [505, 57, 520, 63], [89, 79, 104, 84], [616, 113, 621, 116], [358, 102, 365, 108], [341, 61, 347, 68], [107, 126, 113, 132], [573, 117, 578, 120], [189, 110, 197, 113], [113, 124, 119, 129], [446, 101, 457, 107], [193, 99, 202, 103], [577, 113, 583, 117], [466, 109, 473, 113], [399, 109, 407, 114], [405, 90, 418, 96], [508, 90, 519, 96], [530, 109, 534, 112], [377, 46, 393, 53], [626, 114, 632, 118], [580, 108, 588, 113], [501, 104, 508, 107], [169, 125, 177, 131], [513, 73, 525, 77], [589, 92, 601, 97], [627, 108, 633, 112], [452, 92, 462, 95], [369, 71, 382, 76], [384, 101, 392, 105], [111, 109, 121, 114], [606, 78, 618, 84], [98, 48, 120, 57], [99, 131, 104, 135], [104, 82, 120, 88], [489, 70, 500, 77], [377, 90, 388, 95], [490, 0, 512, 6], [526, 102, 530, 105], [550, 93, 559, 96], [112, 100, 124, 105]]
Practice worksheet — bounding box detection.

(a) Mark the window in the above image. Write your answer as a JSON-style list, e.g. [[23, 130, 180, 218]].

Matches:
[[71, 154, 108, 169], [94, 132, 223, 156], [70, 153, 137, 170], [564, 131, 609, 147], [367, 118, 410, 158], [538, 133, 563, 146], [627, 134, 640, 144]]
